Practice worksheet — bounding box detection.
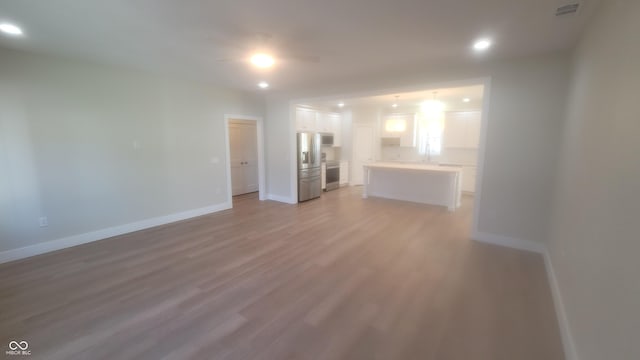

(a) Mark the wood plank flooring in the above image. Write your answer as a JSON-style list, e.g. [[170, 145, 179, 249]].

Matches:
[[0, 187, 564, 359]]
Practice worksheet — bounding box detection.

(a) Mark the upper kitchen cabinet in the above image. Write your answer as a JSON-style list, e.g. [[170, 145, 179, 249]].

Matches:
[[296, 107, 318, 132], [328, 113, 342, 147], [316, 112, 333, 133], [443, 110, 481, 149], [380, 113, 416, 147], [296, 108, 342, 147]]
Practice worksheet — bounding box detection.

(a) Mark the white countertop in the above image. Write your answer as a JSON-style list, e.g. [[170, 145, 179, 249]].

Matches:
[[364, 162, 462, 173]]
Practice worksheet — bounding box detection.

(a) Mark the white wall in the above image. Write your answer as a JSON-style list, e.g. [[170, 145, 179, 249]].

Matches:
[[340, 110, 353, 161], [348, 104, 382, 184], [263, 94, 294, 199], [265, 53, 570, 245], [0, 47, 264, 254], [548, 1, 640, 359]]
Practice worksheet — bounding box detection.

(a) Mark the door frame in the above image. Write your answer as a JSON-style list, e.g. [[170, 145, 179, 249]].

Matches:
[[224, 114, 266, 203]]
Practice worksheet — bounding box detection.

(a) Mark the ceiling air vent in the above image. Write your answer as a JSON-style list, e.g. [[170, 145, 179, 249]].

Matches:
[[556, 2, 581, 16]]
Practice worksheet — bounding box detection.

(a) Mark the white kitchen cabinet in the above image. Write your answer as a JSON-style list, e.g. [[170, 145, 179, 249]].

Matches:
[[329, 113, 342, 147], [339, 161, 349, 185], [363, 163, 462, 211], [381, 113, 416, 147], [316, 112, 332, 133], [296, 108, 317, 132], [296, 109, 342, 147], [313, 111, 342, 147], [461, 165, 477, 193], [443, 111, 480, 149]]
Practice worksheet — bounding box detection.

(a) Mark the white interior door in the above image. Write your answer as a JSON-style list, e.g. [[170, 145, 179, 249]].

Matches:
[[229, 120, 259, 195], [243, 123, 258, 193], [352, 125, 374, 185]]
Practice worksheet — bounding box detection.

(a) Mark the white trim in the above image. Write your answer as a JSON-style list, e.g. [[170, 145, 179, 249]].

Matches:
[[266, 193, 297, 204], [472, 231, 545, 254], [224, 118, 233, 202], [224, 114, 266, 202], [544, 250, 578, 360], [288, 104, 298, 203], [0, 202, 232, 264], [471, 78, 492, 240]]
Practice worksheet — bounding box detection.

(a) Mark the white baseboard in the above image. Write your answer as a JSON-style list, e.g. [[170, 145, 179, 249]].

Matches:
[[544, 250, 578, 360], [0, 202, 232, 264], [472, 231, 545, 253], [472, 232, 576, 360], [266, 193, 297, 204]]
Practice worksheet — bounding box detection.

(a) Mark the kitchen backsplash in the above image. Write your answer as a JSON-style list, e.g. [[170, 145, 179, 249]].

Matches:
[[381, 147, 477, 166], [322, 146, 342, 161]]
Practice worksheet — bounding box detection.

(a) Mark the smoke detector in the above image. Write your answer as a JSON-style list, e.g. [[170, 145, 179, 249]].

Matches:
[[556, 1, 581, 16]]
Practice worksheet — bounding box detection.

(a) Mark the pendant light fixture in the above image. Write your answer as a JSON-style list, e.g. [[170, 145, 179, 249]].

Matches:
[[421, 92, 445, 115]]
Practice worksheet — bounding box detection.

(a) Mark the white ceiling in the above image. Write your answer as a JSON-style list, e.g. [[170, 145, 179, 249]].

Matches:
[[304, 85, 484, 113], [0, 0, 600, 92]]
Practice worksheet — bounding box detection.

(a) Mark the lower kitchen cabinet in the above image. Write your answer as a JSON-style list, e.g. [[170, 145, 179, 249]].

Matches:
[[339, 161, 349, 185], [461, 165, 476, 193]]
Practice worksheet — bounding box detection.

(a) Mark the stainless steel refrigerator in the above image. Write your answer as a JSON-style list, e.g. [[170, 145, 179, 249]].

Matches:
[[297, 132, 322, 202]]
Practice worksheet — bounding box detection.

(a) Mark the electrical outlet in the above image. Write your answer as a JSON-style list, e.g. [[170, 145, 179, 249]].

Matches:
[[39, 217, 48, 227]]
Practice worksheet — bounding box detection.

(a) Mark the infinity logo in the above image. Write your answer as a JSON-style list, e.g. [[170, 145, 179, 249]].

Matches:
[[8, 341, 28, 351]]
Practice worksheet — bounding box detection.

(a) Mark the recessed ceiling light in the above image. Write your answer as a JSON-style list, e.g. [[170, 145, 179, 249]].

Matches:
[[392, 95, 399, 108], [338, 102, 345, 108], [250, 53, 275, 68], [463, 98, 471, 103], [0, 23, 23, 36], [257, 81, 269, 89], [473, 38, 492, 51]]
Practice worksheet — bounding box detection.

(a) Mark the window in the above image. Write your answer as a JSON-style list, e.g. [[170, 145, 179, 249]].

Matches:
[[417, 101, 445, 156], [385, 118, 407, 132]]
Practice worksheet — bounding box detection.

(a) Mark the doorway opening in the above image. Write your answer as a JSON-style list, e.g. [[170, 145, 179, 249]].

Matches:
[[224, 115, 266, 206], [289, 79, 489, 234]]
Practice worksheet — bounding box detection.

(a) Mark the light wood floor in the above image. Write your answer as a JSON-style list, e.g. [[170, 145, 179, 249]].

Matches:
[[0, 187, 564, 360]]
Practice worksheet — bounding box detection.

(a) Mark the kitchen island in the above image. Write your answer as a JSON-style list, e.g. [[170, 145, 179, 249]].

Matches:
[[362, 162, 462, 211]]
